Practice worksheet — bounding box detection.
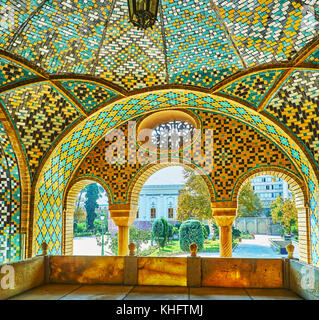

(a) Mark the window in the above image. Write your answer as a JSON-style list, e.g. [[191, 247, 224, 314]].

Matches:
[[151, 208, 156, 219], [168, 208, 174, 219]]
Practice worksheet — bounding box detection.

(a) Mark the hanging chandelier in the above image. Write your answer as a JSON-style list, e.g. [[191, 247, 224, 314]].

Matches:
[[127, 0, 160, 29]]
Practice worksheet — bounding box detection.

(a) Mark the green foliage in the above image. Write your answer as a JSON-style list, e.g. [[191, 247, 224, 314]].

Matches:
[[129, 226, 150, 254], [76, 222, 87, 233], [167, 223, 174, 240], [212, 223, 219, 237], [270, 195, 298, 234], [203, 224, 210, 238], [179, 220, 205, 252], [175, 222, 181, 229], [94, 219, 108, 233], [177, 168, 212, 222], [109, 233, 118, 255], [237, 183, 264, 217], [151, 218, 169, 248], [232, 226, 241, 239], [84, 183, 101, 230]]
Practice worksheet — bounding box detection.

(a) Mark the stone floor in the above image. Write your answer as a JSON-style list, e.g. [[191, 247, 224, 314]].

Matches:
[[9, 284, 303, 300]]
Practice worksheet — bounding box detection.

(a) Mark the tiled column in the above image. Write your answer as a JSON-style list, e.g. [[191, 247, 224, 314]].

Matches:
[[212, 202, 237, 258], [109, 204, 136, 256]]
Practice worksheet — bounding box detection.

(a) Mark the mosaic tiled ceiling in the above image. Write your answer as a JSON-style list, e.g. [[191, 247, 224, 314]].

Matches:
[[216, 0, 319, 66], [219, 70, 284, 108], [266, 70, 319, 165], [0, 0, 318, 91], [0, 83, 81, 178]]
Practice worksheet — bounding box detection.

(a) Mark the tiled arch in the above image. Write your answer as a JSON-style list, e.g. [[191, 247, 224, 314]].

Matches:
[[31, 89, 319, 266], [232, 166, 310, 263]]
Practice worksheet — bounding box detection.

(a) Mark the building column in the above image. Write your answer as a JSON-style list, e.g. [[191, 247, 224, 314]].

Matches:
[[212, 202, 237, 258], [296, 206, 311, 264], [109, 204, 136, 256]]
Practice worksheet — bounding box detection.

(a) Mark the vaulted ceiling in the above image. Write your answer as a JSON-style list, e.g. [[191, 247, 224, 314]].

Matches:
[[0, 0, 319, 183]]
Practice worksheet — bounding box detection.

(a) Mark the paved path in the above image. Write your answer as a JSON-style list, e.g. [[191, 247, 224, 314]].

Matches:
[[232, 235, 282, 258]]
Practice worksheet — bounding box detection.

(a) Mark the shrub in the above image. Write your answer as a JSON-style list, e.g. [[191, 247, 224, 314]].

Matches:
[[151, 218, 168, 248], [77, 222, 87, 233], [204, 224, 210, 238], [212, 223, 219, 237], [179, 220, 204, 252], [232, 226, 241, 239]]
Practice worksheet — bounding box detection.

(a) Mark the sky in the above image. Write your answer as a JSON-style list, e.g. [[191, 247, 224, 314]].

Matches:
[[97, 166, 185, 205], [144, 166, 185, 185]]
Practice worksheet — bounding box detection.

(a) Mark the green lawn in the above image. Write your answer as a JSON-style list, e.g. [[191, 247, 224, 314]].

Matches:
[[146, 239, 239, 257]]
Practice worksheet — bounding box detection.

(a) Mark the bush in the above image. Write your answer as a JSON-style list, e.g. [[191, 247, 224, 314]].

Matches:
[[212, 223, 219, 237], [179, 220, 204, 252], [94, 219, 107, 233], [232, 226, 241, 239], [77, 222, 87, 233], [204, 224, 210, 238], [152, 218, 169, 248]]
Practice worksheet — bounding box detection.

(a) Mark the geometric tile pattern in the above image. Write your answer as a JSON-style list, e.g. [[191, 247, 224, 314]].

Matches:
[[0, 57, 36, 88], [33, 91, 319, 265], [4, 0, 112, 74], [95, 0, 167, 90], [0, 122, 21, 264], [219, 70, 284, 108], [60, 81, 120, 112], [77, 111, 297, 203], [77, 122, 142, 202], [0, 83, 81, 179], [266, 70, 319, 166], [0, 0, 43, 47], [162, 0, 243, 88], [306, 48, 319, 64], [197, 111, 297, 199], [216, 0, 319, 66]]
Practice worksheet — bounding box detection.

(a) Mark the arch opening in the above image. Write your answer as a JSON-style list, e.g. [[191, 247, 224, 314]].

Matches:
[[233, 168, 310, 263], [63, 178, 110, 256]]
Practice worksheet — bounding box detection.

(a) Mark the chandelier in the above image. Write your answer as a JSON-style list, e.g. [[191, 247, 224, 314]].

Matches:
[[127, 0, 160, 29]]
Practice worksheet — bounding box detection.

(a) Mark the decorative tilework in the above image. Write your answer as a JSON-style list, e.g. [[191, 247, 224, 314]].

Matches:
[[0, 83, 81, 178], [219, 70, 284, 108], [60, 81, 121, 112], [77, 111, 297, 203], [34, 90, 319, 266], [95, 0, 166, 90], [0, 1, 43, 47], [216, 0, 319, 66], [306, 48, 319, 64], [266, 70, 319, 166], [7, 0, 112, 74], [162, 0, 243, 88], [0, 122, 20, 264], [0, 57, 36, 88]]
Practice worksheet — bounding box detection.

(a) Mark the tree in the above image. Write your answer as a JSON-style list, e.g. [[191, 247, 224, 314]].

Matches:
[[270, 195, 298, 234], [109, 233, 118, 255], [74, 206, 86, 223], [237, 183, 264, 217], [84, 183, 101, 231], [129, 226, 150, 254], [151, 218, 168, 248], [179, 220, 205, 252], [176, 167, 212, 222]]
